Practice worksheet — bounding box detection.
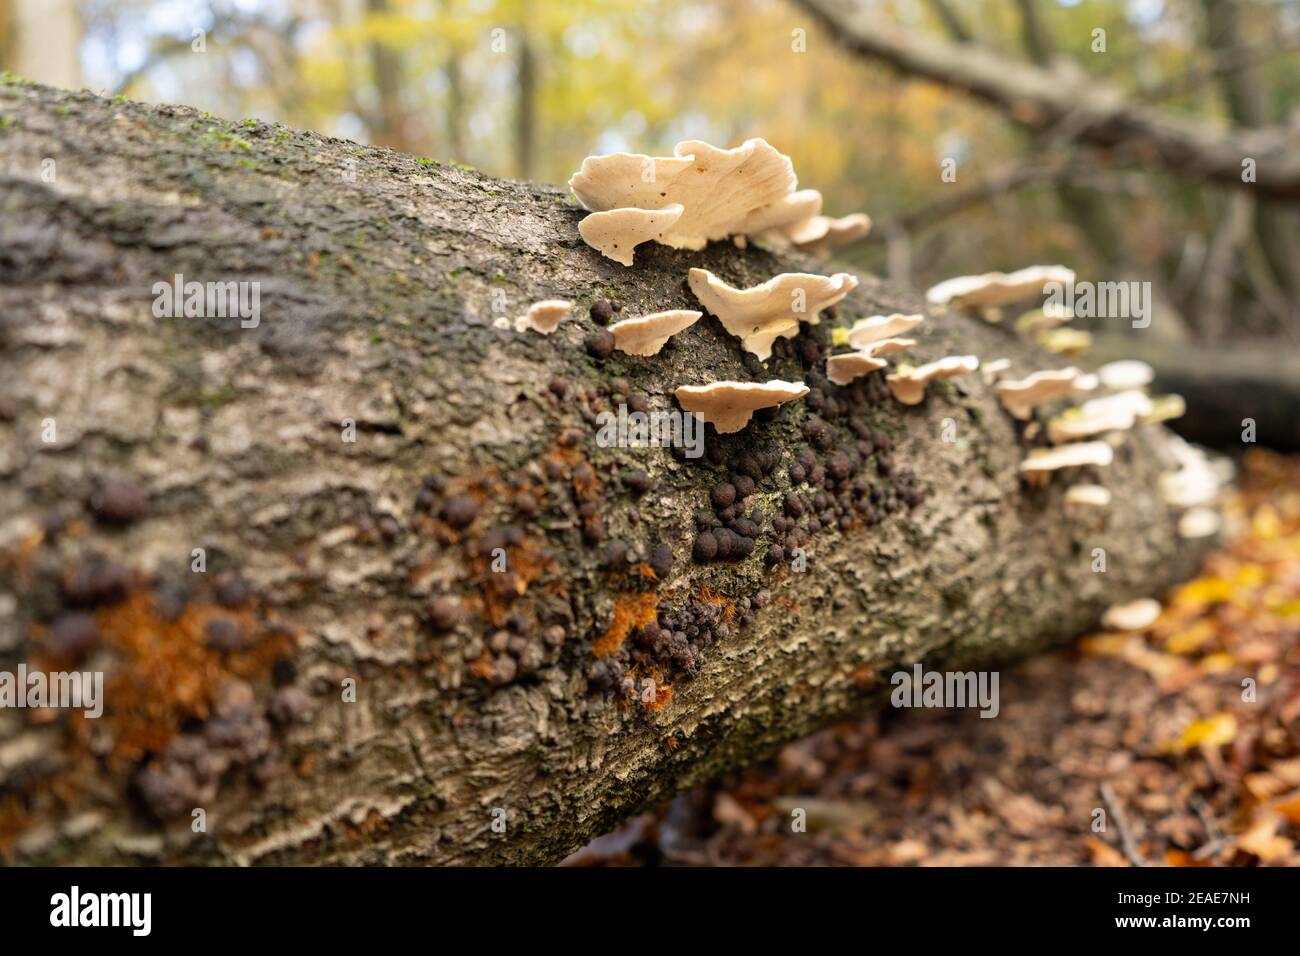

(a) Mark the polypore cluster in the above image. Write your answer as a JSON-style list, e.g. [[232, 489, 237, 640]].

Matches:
[[688, 268, 858, 361], [569, 138, 869, 265]]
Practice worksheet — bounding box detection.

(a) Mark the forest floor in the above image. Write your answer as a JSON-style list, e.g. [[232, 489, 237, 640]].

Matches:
[[566, 450, 1300, 867]]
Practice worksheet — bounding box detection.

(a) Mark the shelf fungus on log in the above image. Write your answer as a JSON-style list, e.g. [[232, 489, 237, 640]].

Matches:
[[926, 265, 1074, 312], [569, 139, 869, 263], [673, 380, 809, 433], [1098, 359, 1155, 391], [826, 351, 888, 386], [608, 309, 702, 356], [688, 267, 858, 361], [569, 138, 797, 252], [885, 355, 979, 405], [844, 313, 924, 350], [996, 367, 1088, 420], [1020, 441, 1115, 476], [577, 204, 684, 266], [514, 299, 573, 334], [1065, 484, 1112, 510]]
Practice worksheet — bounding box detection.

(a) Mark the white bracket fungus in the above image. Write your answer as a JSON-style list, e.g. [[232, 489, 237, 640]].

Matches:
[[996, 367, 1086, 420], [1038, 328, 1093, 355], [1065, 484, 1112, 509], [1178, 507, 1222, 539], [1098, 359, 1155, 391], [1047, 390, 1151, 444], [844, 313, 924, 350], [569, 140, 870, 263], [514, 299, 573, 334], [1101, 598, 1161, 632], [926, 265, 1075, 311], [885, 355, 979, 405], [569, 139, 797, 253], [1019, 441, 1114, 475], [674, 380, 809, 434], [688, 267, 858, 361], [577, 205, 684, 266], [826, 352, 888, 385], [608, 309, 702, 356]]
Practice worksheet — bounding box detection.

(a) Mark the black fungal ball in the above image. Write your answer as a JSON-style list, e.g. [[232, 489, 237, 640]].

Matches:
[[440, 495, 479, 529], [584, 329, 615, 359], [710, 483, 737, 510], [623, 470, 651, 495], [45, 612, 100, 656], [732, 474, 756, 498], [428, 596, 463, 631], [590, 300, 614, 325], [693, 532, 718, 562], [649, 543, 674, 579], [203, 617, 244, 652], [90, 476, 148, 526]]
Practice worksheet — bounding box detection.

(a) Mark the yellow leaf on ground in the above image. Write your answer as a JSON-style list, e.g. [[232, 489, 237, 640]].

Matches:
[[1172, 713, 1237, 753]]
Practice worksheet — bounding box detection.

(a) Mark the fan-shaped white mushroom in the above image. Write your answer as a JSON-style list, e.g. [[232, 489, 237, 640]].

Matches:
[[845, 313, 924, 350], [514, 299, 573, 334], [1141, 394, 1186, 424], [569, 138, 797, 251], [674, 380, 810, 434], [1101, 598, 1161, 632], [861, 337, 916, 358], [736, 189, 824, 235], [688, 268, 858, 361], [1065, 484, 1112, 509], [1178, 507, 1221, 539], [578, 204, 684, 266], [608, 309, 702, 356], [1038, 328, 1093, 355], [996, 368, 1086, 420], [826, 352, 888, 386], [1048, 399, 1142, 444], [980, 358, 1012, 384], [1098, 359, 1155, 391], [783, 213, 872, 257], [885, 355, 979, 405], [1015, 301, 1073, 336], [926, 265, 1074, 310], [1020, 441, 1114, 475]]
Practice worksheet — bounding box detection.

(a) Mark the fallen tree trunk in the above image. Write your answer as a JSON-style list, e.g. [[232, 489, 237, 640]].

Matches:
[[0, 81, 1212, 865]]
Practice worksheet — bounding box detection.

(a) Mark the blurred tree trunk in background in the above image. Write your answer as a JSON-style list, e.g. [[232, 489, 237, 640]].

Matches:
[[515, 1, 537, 181], [365, 0, 410, 152], [1201, 0, 1300, 333], [0, 0, 81, 89]]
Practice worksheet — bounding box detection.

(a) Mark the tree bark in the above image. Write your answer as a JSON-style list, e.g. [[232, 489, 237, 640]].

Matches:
[[0, 82, 1212, 865]]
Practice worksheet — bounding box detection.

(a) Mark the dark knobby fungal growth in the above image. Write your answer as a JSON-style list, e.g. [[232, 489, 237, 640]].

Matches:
[[428, 595, 464, 631], [693, 531, 718, 562], [89, 476, 148, 526], [63, 553, 131, 606], [622, 469, 652, 496], [214, 573, 252, 609], [590, 299, 614, 325], [204, 616, 245, 652], [584, 329, 615, 359], [440, 494, 479, 530], [710, 482, 737, 510], [44, 611, 101, 656], [648, 543, 673, 579]]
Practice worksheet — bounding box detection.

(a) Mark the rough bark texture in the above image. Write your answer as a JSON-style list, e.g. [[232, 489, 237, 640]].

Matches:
[[0, 81, 1211, 865]]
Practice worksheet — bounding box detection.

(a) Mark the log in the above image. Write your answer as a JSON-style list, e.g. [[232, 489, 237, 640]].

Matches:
[[0, 80, 1211, 865]]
